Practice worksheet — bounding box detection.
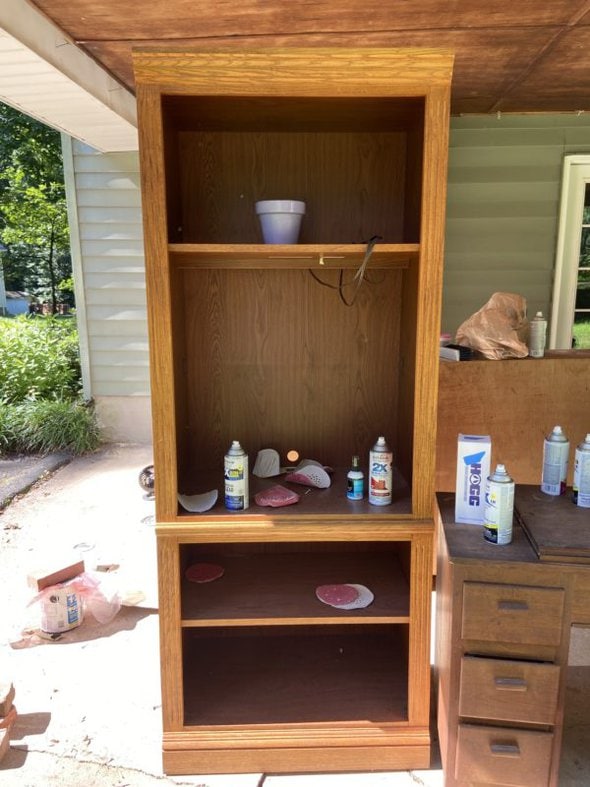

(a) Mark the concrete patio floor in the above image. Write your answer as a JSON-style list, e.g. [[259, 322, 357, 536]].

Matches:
[[0, 443, 588, 786]]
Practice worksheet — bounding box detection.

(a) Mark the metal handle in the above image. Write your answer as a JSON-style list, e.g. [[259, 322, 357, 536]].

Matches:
[[494, 676, 527, 691], [490, 742, 521, 757], [498, 599, 529, 611]]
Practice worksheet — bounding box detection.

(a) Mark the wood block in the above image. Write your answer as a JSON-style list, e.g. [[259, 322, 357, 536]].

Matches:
[[27, 559, 85, 591], [0, 728, 9, 763], [0, 683, 14, 717], [0, 705, 17, 730]]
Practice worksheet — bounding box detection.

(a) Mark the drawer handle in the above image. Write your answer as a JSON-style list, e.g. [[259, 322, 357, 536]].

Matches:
[[498, 600, 529, 611], [490, 742, 521, 758], [494, 676, 528, 692]]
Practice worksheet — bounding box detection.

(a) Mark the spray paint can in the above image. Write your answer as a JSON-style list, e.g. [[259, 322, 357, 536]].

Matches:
[[369, 436, 393, 506], [573, 433, 590, 508], [347, 455, 364, 500], [541, 425, 569, 496], [224, 440, 249, 510], [483, 464, 515, 545], [528, 311, 547, 358]]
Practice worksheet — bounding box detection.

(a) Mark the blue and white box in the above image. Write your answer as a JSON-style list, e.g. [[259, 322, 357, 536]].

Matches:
[[455, 434, 492, 524]]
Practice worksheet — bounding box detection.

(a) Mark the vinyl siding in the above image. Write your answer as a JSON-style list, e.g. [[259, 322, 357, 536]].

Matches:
[[444, 113, 590, 335], [63, 138, 149, 399]]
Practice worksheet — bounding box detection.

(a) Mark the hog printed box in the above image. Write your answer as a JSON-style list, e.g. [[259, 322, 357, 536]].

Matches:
[[455, 434, 491, 524]]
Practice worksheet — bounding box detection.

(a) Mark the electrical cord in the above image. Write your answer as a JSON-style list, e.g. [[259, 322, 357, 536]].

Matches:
[[308, 235, 383, 306]]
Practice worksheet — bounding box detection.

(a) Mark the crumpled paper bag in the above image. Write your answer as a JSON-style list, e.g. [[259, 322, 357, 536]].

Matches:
[[455, 292, 530, 360]]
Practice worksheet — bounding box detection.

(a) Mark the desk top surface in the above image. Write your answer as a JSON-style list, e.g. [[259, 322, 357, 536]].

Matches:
[[438, 486, 590, 566], [515, 486, 590, 563]]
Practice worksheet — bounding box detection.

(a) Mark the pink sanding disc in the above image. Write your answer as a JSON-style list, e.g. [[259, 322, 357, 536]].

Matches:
[[255, 485, 300, 507], [316, 583, 360, 608], [185, 563, 224, 583]]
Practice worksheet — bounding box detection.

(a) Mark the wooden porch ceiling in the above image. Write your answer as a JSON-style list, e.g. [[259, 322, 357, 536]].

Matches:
[[27, 0, 590, 115]]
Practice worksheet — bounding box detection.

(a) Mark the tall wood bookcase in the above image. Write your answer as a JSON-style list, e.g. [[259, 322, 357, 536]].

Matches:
[[133, 48, 453, 775]]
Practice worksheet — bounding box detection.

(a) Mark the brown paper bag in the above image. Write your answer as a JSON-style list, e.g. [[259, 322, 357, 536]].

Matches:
[[455, 292, 529, 360]]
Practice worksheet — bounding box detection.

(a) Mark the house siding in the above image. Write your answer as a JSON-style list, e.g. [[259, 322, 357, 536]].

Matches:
[[63, 137, 151, 443], [64, 114, 590, 441], [444, 113, 590, 335]]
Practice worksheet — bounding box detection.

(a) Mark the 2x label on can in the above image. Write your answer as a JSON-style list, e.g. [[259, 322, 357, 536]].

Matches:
[[369, 452, 393, 504]]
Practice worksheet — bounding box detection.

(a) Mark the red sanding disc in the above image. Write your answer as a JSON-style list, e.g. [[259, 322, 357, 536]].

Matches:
[[316, 583, 360, 608], [185, 563, 224, 583]]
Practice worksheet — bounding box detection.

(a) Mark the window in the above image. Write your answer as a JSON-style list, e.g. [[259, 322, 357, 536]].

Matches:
[[551, 155, 590, 349]]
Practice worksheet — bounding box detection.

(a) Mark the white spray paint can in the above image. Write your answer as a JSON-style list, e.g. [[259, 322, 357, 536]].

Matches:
[[224, 440, 249, 510], [528, 311, 547, 358], [369, 436, 393, 506], [573, 433, 590, 508], [541, 425, 569, 496], [483, 464, 515, 545]]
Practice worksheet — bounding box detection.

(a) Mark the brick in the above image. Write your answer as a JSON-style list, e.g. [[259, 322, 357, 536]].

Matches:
[[27, 558, 85, 591], [0, 728, 9, 763], [0, 683, 14, 717]]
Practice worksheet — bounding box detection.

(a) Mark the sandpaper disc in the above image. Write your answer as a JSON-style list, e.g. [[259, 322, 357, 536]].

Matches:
[[185, 563, 224, 583], [315, 583, 360, 608]]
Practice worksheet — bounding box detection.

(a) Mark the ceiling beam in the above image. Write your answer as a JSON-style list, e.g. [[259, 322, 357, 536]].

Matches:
[[0, 0, 137, 151]]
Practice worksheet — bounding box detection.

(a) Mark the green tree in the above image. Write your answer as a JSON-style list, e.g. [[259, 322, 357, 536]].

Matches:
[[0, 102, 71, 312]]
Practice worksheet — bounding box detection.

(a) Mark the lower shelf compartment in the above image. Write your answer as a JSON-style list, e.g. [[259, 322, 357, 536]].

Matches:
[[182, 624, 409, 726]]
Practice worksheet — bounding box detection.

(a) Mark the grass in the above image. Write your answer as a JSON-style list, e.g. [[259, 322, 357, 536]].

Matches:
[[0, 400, 101, 455], [573, 319, 590, 349]]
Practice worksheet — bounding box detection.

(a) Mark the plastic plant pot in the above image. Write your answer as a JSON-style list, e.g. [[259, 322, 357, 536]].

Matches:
[[255, 200, 306, 244]]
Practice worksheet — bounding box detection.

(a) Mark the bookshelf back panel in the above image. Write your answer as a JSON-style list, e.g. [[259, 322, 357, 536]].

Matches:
[[174, 266, 406, 475], [176, 130, 413, 244]]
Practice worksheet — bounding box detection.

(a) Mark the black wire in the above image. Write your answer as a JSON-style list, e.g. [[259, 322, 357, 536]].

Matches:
[[308, 235, 383, 307]]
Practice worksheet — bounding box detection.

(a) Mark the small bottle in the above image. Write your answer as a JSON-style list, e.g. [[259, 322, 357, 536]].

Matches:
[[483, 463, 515, 545], [541, 425, 569, 496], [529, 311, 547, 358], [369, 436, 393, 506], [224, 440, 249, 510], [347, 455, 364, 500], [573, 433, 590, 508]]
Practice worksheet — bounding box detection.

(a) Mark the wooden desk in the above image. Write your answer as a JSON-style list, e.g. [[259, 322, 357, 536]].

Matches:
[[436, 488, 590, 787]]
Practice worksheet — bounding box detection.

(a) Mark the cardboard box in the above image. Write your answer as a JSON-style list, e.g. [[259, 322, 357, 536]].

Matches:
[[455, 434, 491, 524], [27, 558, 85, 592]]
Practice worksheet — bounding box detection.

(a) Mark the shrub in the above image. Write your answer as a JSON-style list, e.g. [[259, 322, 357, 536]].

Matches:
[[0, 315, 81, 403], [0, 401, 19, 452], [0, 316, 101, 455], [0, 400, 101, 455]]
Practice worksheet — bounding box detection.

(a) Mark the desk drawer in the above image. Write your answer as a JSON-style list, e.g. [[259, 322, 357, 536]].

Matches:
[[461, 582, 564, 648], [456, 724, 553, 786], [459, 656, 560, 725]]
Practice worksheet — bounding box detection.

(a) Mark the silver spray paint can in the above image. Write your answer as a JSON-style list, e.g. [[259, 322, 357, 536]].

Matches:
[[573, 433, 590, 508], [369, 435, 393, 506], [224, 440, 249, 510], [541, 425, 569, 496], [483, 464, 515, 545]]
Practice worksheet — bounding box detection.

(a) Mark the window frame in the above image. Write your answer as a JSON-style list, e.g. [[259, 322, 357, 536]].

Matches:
[[551, 154, 590, 349]]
